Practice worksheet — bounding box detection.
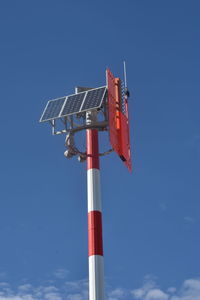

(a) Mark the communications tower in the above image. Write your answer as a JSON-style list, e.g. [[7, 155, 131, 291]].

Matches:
[[39, 67, 132, 300]]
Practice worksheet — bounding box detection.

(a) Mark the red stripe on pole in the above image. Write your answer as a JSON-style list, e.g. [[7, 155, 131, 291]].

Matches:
[[88, 211, 103, 256], [86, 129, 99, 170]]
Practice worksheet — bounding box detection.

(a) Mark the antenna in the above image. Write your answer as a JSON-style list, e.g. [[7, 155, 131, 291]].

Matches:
[[123, 61, 130, 98], [123, 61, 127, 88]]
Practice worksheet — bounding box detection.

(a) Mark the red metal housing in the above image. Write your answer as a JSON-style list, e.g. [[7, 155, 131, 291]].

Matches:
[[106, 68, 132, 172]]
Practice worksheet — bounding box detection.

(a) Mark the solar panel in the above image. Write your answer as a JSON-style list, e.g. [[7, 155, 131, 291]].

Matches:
[[39, 86, 107, 123], [40, 97, 66, 122], [61, 91, 86, 117], [81, 87, 106, 112]]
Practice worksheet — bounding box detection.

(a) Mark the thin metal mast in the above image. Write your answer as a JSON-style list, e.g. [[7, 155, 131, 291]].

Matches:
[[86, 111, 105, 300], [123, 61, 128, 89]]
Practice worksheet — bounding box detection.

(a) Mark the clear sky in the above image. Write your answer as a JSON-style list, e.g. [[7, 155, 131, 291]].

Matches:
[[0, 1, 200, 300]]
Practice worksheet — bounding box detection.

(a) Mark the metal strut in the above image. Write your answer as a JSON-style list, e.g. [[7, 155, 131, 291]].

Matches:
[[64, 131, 114, 162]]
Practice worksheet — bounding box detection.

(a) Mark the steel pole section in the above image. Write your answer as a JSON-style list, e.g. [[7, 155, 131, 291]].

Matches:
[[86, 111, 105, 300]]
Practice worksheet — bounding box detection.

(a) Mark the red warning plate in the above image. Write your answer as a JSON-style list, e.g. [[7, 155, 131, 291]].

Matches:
[[106, 69, 120, 154], [106, 68, 132, 172], [119, 111, 132, 172]]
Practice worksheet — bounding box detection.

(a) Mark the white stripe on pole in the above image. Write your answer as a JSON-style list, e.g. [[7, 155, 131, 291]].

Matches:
[[87, 168, 102, 212], [89, 255, 105, 300]]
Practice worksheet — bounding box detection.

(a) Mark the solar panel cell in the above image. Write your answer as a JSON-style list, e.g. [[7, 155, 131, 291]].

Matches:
[[40, 97, 66, 122], [61, 92, 86, 117], [81, 87, 106, 111]]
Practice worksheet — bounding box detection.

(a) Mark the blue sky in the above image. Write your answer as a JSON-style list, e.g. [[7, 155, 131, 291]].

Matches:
[[0, 0, 200, 299]]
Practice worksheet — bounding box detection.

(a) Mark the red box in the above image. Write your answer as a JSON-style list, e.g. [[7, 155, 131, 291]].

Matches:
[[106, 68, 132, 172]]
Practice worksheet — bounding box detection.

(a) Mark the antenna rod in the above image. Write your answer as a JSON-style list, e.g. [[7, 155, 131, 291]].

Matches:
[[123, 61, 127, 88], [123, 61, 130, 98]]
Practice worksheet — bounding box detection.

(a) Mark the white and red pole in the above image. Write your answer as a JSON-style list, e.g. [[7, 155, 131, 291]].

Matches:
[[86, 117, 105, 300]]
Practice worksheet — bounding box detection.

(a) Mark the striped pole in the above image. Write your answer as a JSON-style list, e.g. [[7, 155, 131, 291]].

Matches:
[[87, 127, 105, 300]]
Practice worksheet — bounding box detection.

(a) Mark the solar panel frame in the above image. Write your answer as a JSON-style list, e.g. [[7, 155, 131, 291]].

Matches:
[[80, 86, 107, 113], [59, 90, 87, 118], [39, 96, 67, 122], [39, 86, 107, 123]]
